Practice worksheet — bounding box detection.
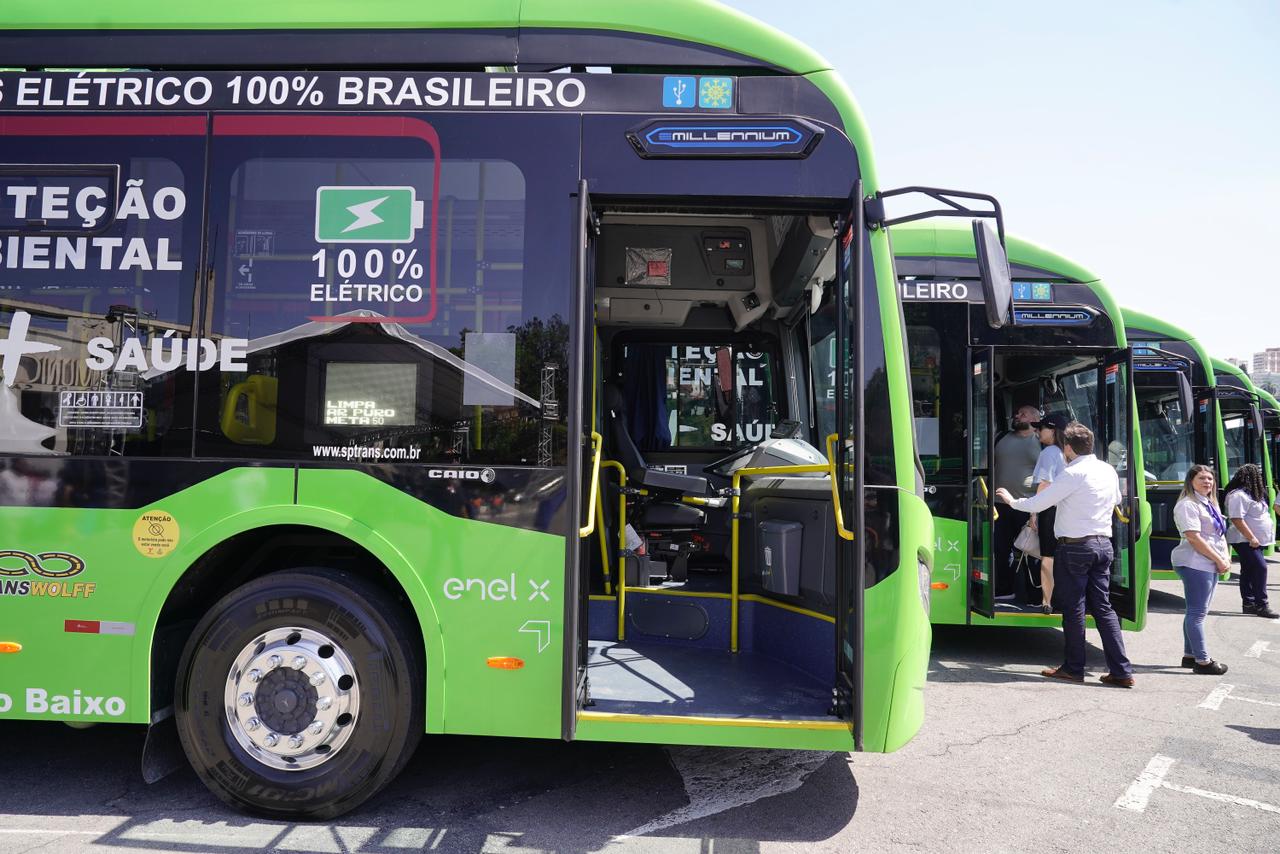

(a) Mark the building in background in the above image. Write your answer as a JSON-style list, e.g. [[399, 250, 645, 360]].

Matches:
[[1252, 347, 1280, 374]]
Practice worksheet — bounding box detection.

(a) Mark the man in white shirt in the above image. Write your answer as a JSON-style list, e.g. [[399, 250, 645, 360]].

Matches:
[[995, 421, 1134, 688]]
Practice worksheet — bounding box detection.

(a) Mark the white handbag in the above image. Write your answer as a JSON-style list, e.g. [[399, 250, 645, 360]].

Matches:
[[1014, 522, 1041, 559]]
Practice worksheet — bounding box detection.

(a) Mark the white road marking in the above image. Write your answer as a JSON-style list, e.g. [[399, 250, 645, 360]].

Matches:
[[0, 829, 100, 836], [1245, 640, 1270, 658], [1198, 683, 1235, 710], [1228, 694, 1280, 708], [1161, 782, 1280, 815], [620, 747, 829, 837], [1114, 754, 1176, 812]]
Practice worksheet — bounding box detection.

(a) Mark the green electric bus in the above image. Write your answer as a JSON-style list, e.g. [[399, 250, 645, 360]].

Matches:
[[1124, 309, 1233, 578], [891, 224, 1148, 629], [1258, 386, 1280, 547], [1212, 358, 1276, 534], [0, 0, 1016, 820]]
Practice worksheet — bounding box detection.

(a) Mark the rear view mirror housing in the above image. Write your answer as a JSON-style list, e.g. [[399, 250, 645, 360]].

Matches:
[[1177, 371, 1194, 424], [972, 220, 1013, 329]]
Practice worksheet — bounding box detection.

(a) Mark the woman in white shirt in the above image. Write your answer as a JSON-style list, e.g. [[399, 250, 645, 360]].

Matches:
[[1171, 464, 1232, 674], [1029, 413, 1068, 614], [1224, 463, 1278, 619]]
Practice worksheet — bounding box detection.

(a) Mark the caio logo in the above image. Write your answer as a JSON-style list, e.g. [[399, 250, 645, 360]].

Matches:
[[428, 467, 497, 483]]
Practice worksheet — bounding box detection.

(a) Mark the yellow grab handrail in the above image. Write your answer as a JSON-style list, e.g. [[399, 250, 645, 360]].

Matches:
[[729, 449, 848, 653], [1115, 504, 1131, 524], [599, 460, 629, 640], [824, 433, 857, 542], [977, 475, 999, 521], [578, 431, 603, 538]]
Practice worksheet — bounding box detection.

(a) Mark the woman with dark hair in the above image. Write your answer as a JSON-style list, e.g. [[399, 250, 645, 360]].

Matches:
[[1029, 412, 1069, 613], [1224, 463, 1278, 619], [1171, 464, 1232, 674]]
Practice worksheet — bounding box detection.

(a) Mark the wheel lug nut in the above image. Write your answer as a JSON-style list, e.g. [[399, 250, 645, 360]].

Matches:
[[238, 692, 254, 707], [247, 669, 262, 683], [309, 671, 326, 686], [291, 655, 307, 670], [267, 655, 282, 669], [246, 717, 261, 731], [263, 733, 279, 748], [316, 697, 333, 711], [288, 735, 304, 749]]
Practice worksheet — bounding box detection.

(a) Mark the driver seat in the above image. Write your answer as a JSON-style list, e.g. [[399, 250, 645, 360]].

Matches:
[[604, 382, 707, 530]]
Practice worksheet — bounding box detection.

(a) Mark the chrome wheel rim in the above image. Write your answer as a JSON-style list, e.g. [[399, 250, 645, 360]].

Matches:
[[224, 626, 360, 771]]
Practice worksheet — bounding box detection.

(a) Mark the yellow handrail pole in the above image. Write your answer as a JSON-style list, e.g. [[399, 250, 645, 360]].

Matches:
[[578, 431, 603, 538], [596, 486, 611, 595], [731, 471, 742, 653], [977, 475, 998, 522], [824, 433, 856, 541], [599, 460, 628, 640]]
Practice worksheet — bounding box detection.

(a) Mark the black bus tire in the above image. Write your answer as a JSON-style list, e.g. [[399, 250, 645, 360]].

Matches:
[[174, 567, 424, 820]]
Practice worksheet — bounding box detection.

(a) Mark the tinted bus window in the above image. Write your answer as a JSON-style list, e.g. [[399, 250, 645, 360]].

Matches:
[[195, 114, 578, 466], [0, 116, 206, 458]]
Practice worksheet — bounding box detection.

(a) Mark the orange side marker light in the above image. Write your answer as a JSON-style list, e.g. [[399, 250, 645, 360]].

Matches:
[[930, 582, 949, 590], [0, 641, 22, 654], [487, 656, 525, 670]]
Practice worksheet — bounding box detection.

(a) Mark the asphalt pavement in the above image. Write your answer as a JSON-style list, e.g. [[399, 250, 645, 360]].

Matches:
[[1, 573, 1276, 853]]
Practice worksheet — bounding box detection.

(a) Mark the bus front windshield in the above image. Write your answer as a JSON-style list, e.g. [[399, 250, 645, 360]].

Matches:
[[1137, 385, 1194, 482], [1220, 404, 1260, 473]]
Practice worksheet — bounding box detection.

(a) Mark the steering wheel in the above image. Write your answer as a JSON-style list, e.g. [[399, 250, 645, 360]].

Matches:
[[703, 444, 758, 477]]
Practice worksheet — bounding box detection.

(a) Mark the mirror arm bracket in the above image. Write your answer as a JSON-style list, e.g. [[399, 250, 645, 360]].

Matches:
[[865, 186, 1005, 245]]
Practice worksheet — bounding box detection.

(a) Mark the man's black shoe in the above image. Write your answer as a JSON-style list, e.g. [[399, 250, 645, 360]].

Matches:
[[1181, 656, 1195, 668], [1255, 605, 1279, 619], [1192, 660, 1228, 675], [1243, 602, 1258, 614]]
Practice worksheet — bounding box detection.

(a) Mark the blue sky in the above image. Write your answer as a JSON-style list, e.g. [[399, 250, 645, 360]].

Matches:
[[722, 0, 1280, 364]]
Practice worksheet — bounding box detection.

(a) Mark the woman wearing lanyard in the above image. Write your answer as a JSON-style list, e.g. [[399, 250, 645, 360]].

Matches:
[[1224, 463, 1279, 619], [1171, 464, 1232, 674]]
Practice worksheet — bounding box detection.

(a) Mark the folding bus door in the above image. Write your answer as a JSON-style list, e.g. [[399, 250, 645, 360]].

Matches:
[[563, 179, 597, 740], [1101, 349, 1138, 622], [966, 346, 997, 620], [832, 188, 865, 746]]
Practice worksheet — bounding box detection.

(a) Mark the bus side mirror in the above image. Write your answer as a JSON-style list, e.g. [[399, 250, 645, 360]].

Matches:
[[1177, 371, 1194, 422], [972, 219, 1013, 329]]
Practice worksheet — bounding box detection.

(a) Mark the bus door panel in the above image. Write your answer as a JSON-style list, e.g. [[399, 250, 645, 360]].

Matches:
[[563, 179, 596, 739], [1101, 348, 1137, 621], [832, 188, 865, 744], [966, 346, 996, 619]]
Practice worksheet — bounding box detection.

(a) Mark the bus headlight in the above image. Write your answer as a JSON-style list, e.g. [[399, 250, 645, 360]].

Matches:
[[917, 559, 931, 617]]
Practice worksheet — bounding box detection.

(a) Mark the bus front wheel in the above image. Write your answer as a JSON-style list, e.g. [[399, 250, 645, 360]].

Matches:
[[175, 568, 423, 819]]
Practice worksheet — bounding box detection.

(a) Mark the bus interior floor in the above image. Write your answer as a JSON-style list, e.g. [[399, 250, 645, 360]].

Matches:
[[585, 639, 831, 720]]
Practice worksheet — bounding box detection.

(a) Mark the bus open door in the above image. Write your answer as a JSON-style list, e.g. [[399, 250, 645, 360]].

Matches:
[[1101, 348, 1140, 624], [966, 345, 998, 620]]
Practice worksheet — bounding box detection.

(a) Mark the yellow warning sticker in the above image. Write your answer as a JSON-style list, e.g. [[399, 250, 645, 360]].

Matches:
[[133, 509, 179, 558]]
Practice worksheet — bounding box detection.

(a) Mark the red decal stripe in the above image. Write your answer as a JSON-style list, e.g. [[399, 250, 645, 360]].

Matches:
[[0, 115, 207, 136], [64, 619, 100, 634]]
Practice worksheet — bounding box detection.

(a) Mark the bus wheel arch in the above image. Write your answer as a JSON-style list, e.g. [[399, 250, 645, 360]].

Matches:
[[149, 525, 428, 720]]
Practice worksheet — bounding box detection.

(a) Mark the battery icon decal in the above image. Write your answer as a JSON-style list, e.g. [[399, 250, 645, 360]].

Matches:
[[314, 186, 426, 244]]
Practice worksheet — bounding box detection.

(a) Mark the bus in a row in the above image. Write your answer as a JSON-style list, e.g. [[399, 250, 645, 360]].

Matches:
[[1124, 310, 1277, 577], [892, 224, 1148, 629], [0, 0, 1021, 820]]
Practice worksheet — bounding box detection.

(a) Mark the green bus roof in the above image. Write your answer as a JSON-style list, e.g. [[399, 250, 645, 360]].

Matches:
[[0, 0, 833, 76], [888, 222, 1128, 343], [1212, 356, 1258, 392], [1121, 307, 1216, 387], [888, 221, 1101, 284]]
